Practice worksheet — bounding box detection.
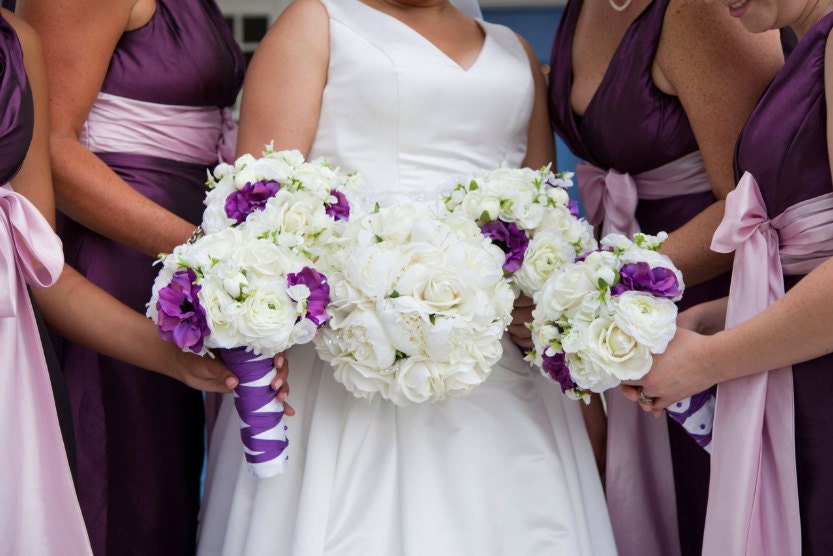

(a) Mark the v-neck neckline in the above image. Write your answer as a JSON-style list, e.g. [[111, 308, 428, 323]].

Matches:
[[353, 0, 490, 72]]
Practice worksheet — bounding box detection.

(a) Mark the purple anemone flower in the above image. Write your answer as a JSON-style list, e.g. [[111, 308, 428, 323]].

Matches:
[[325, 189, 350, 221], [225, 180, 281, 224], [156, 269, 210, 352], [287, 267, 331, 327], [542, 351, 577, 395], [480, 220, 529, 274], [611, 262, 681, 298]]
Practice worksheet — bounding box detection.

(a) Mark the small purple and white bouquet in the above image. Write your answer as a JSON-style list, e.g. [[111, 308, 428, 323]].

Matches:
[[147, 227, 331, 477], [147, 147, 354, 478], [314, 201, 515, 406], [526, 232, 714, 451], [441, 166, 597, 297]]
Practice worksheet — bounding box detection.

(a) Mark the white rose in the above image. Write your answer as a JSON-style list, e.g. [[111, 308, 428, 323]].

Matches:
[[201, 203, 236, 234], [538, 264, 603, 320], [390, 357, 436, 405], [579, 315, 653, 383], [515, 232, 577, 295], [183, 227, 244, 270], [612, 292, 678, 353], [237, 283, 300, 354], [199, 278, 246, 349]]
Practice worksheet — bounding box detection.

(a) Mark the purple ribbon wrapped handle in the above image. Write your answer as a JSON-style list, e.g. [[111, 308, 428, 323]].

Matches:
[[221, 347, 289, 478]]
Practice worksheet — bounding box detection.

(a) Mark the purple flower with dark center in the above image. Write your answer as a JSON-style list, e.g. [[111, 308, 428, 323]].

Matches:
[[611, 262, 681, 298], [224, 180, 281, 224], [325, 189, 350, 221], [287, 267, 331, 327], [542, 351, 577, 395], [156, 269, 210, 352], [480, 220, 529, 274]]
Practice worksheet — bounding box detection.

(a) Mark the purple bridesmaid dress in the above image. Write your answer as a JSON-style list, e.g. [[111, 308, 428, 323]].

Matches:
[[549, 0, 729, 554], [2, 0, 78, 484], [55, 1, 245, 554], [734, 13, 833, 555]]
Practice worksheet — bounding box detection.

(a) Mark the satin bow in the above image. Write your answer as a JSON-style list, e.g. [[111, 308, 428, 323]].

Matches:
[[0, 185, 63, 318]]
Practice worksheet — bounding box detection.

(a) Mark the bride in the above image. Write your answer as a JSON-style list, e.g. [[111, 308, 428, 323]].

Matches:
[[198, 1, 616, 554]]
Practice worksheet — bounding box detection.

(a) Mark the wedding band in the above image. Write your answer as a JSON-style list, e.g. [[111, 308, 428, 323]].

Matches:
[[638, 388, 654, 405]]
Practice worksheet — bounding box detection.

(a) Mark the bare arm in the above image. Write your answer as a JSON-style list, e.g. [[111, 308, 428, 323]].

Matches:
[[17, 0, 196, 257], [5, 8, 53, 223], [3, 10, 242, 393], [653, 1, 783, 286], [236, 0, 330, 157], [519, 36, 555, 170]]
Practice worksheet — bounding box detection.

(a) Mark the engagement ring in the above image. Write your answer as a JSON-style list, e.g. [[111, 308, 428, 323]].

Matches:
[[638, 388, 655, 405]]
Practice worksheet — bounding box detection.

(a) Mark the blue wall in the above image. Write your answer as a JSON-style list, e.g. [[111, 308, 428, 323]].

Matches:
[[481, 7, 581, 185]]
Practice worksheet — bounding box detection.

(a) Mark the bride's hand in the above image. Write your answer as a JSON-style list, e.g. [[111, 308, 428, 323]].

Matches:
[[508, 294, 534, 350], [271, 352, 295, 417]]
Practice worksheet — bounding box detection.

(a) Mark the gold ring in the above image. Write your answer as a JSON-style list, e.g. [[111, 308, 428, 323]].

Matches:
[[638, 388, 654, 405]]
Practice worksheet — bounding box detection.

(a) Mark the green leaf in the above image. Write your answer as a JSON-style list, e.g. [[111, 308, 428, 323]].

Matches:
[[468, 180, 479, 191], [389, 290, 400, 298]]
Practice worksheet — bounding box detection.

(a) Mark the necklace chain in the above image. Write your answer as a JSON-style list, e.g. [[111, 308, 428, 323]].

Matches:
[[608, 0, 635, 11]]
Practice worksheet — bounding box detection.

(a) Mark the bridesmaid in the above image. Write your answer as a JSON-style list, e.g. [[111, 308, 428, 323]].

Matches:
[[14, 0, 279, 553], [628, 0, 833, 553], [547, 0, 782, 555], [0, 5, 241, 553]]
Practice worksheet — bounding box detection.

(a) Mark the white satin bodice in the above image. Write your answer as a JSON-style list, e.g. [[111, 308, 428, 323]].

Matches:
[[311, 0, 533, 207]]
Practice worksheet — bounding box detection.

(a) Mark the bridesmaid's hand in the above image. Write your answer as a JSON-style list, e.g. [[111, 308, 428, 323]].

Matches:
[[271, 352, 295, 417], [676, 297, 728, 335], [172, 349, 239, 393], [508, 294, 534, 351], [621, 328, 719, 414]]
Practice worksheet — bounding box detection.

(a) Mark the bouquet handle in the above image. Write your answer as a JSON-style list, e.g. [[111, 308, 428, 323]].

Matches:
[[664, 390, 714, 452], [221, 347, 289, 478]]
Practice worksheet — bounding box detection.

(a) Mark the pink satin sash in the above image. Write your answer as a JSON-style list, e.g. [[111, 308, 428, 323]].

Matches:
[[581, 151, 713, 556], [706, 172, 833, 555], [0, 185, 92, 554], [577, 150, 712, 238], [79, 92, 238, 165]]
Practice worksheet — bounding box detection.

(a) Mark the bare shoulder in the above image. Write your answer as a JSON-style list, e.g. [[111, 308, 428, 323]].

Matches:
[[514, 32, 538, 63], [264, 0, 329, 43], [248, 0, 329, 76], [1, 7, 41, 54]]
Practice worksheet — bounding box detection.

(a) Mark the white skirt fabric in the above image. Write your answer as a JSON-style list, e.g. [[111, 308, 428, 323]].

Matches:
[[198, 338, 616, 556]]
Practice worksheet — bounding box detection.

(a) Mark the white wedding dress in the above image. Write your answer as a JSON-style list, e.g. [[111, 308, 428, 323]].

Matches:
[[198, 2, 617, 555]]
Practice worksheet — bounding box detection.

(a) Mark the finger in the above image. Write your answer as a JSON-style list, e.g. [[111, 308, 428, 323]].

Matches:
[[620, 384, 640, 403], [224, 374, 239, 391], [282, 400, 296, 417]]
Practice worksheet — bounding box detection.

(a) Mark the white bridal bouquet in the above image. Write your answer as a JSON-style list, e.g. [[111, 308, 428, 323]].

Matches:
[[441, 166, 597, 296], [147, 147, 353, 477], [526, 232, 714, 451], [314, 201, 515, 406]]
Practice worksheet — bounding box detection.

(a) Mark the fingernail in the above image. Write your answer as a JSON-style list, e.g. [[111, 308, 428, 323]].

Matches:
[[225, 377, 236, 389], [272, 378, 283, 391], [276, 355, 285, 368]]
